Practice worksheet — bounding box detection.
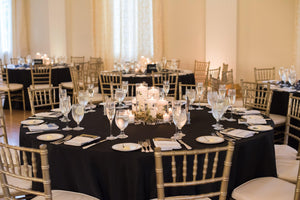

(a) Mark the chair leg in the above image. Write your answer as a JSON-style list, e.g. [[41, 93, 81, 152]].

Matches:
[[7, 91, 12, 113], [22, 89, 25, 111]]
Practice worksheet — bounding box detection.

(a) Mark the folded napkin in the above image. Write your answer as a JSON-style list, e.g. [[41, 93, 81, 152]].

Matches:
[[241, 110, 261, 115], [64, 134, 100, 146], [35, 112, 62, 118], [247, 118, 267, 124], [28, 123, 59, 132], [233, 107, 247, 113], [153, 138, 181, 151], [221, 129, 255, 138]]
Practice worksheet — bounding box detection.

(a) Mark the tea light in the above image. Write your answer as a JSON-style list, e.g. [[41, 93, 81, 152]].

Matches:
[[163, 113, 170, 122]]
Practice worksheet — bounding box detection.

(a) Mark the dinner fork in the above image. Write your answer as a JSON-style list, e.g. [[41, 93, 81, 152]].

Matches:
[[138, 141, 145, 152], [142, 141, 149, 153], [51, 135, 72, 145]]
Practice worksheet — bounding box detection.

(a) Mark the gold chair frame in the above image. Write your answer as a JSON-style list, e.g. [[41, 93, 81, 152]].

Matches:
[[178, 83, 196, 100], [152, 72, 179, 99], [99, 71, 122, 98], [30, 64, 52, 89], [221, 69, 234, 87], [254, 67, 275, 82], [70, 56, 84, 64], [166, 59, 181, 69], [154, 142, 235, 200], [194, 60, 210, 85]]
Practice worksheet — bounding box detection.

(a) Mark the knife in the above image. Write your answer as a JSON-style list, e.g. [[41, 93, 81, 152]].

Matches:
[[82, 139, 108, 149]]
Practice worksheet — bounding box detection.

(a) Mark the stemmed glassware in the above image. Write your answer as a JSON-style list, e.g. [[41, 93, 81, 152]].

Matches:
[[227, 89, 236, 122], [218, 84, 227, 98], [87, 83, 95, 109], [211, 98, 227, 131], [172, 106, 187, 140], [106, 101, 117, 140], [288, 73, 297, 88], [115, 88, 126, 107], [78, 90, 89, 108], [122, 81, 129, 99], [115, 110, 129, 139], [62, 96, 72, 131], [196, 82, 204, 110], [72, 104, 85, 130], [207, 91, 218, 113], [186, 89, 196, 110], [163, 81, 170, 98]]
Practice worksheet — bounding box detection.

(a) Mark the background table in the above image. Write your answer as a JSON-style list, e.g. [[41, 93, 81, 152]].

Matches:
[[19, 107, 276, 200], [270, 89, 300, 115], [6, 67, 71, 109]]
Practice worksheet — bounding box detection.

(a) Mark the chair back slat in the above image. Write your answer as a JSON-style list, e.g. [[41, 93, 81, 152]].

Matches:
[[166, 59, 181, 69], [28, 86, 60, 115], [154, 142, 235, 200], [194, 60, 210, 85], [71, 56, 84, 64], [178, 83, 196, 100], [221, 69, 234, 87], [99, 71, 122, 98], [254, 67, 275, 82], [0, 143, 52, 200], [30, 64, 52, 88], [152, 72, 178, 99]]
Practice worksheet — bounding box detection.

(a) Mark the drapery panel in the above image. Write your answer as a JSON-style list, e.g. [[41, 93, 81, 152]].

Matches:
[[0, 0, 13, 63]]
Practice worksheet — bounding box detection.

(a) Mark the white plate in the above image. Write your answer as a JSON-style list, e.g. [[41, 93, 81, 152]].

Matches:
[[37, 133, 64, 141], [21, 119, 44, 125], [196, 136, 224, 144], [248, 125, 273, 131], [112, 143, 142, 152], [241, 115, 263, 120]]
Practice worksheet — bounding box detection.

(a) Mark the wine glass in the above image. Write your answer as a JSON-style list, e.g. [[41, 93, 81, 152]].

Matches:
[[72, 104, 85, 130], [186, 89, 196, 110], [115, 110, 129, 139], [218, 84, 227, 98], [196, 82, 204, 110], [62, 96, 72, 131], [106, 101, 117, 140], [211, 98, 226, 131], [288, 73, 297, 88], [78, 90, 89, 107], [87, 84, 96, 111], [172, 108, 187, 140], [115, 88, 126, 107], [163, 81, 170, 98], [207, 91, 218, 113], [162, 57, 167, 69], [227, 89, 236, 122], [122, 81, 129, 99]]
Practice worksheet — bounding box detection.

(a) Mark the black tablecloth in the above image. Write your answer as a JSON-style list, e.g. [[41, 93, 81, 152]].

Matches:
[[6, 67, 71, 109], [19, 107, 276, 200], [270, 90, 300, 116]]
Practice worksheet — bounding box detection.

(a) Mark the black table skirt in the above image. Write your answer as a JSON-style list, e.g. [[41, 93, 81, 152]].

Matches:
[[19, 107, 276, 200], [5, 68, 71, 110], [270, 90, 300, 116]]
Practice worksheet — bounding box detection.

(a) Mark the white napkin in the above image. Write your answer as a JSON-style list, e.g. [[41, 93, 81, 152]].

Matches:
[[64, 135, 100, 146], [221, 129, 255, 138], [247, 118, 267, 124], [241, 110, 261, 115], [28, 123, 59, 132], [153, 139, 181, 151], [35, 112, 62, 118], [233, 107, 247, 113]]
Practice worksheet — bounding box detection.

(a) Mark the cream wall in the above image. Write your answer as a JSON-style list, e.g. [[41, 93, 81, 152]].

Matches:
[[162, 0, 206, 71], [237, 0, 297, 82]]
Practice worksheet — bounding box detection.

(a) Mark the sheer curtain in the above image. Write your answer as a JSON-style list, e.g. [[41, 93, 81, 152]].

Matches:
[[0, 0, 13, 63], [93, 0, 162, 69]]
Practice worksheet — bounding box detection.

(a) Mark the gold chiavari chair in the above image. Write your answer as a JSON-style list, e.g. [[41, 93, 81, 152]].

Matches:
[[210, 75, 220, 92], [0, 104, 8, 144], [154, 142, 235, 200], [90, 57, 102, 63], [110, 83, 136, 102], [99, 71, 122, 98], [152, 72, 179, 100], [208, 67, 221, 85], [70, 56, 84, 64], [0, 65, 25, 112], [166, 59, 181, 69], [10, 58, 19, 65], [240, 80, 273, 116], [221, 69, 234, 88], [254, 67, 275, 82], [194, 60, 210, 85], [274, 94, 300, 184], [222, 63, 228, 73], [0, 143, 100, 200], [27, 86, 60, 115], [178, 83, 196, 100], [30, 64, 52, 89], [232, 142, 300, 199]]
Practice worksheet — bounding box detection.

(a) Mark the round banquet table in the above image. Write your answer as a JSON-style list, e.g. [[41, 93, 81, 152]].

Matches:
[[5, 66, 71, 110], [270, 89, 300, 116], [19, 107, 276, 200]]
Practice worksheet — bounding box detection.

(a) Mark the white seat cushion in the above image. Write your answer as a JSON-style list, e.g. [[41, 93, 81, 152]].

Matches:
[[232, 177, 295, 200], [275, 144, 297, 160], [0, 83, 23, 92], [33, 190, 99, 200], [61, 82, 73, 89], [91, 93, 102, 103], [276, 159, 299, 183], [269, 114, 286, 126], [30, 84, 53, 90]]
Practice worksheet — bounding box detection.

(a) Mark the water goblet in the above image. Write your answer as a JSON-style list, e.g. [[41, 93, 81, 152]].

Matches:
[[227, 89, 236, 122], [211, 98, 226, 131], [115, 88, 126, 107], [218, 84, 227, 98], [172, 108, 187, 140], [196, 82, 204, 110], [106, 101, 117, 140], [78, 90, 89, 107], [163, 81, 170, 98], [62, 96, 72, 131], [122, 81, 129, 98], [72, 104, 85, 130], [186, 89, 196, 110], [115, 110, 129, 139], [207, 91, 218, 114], [289, 73, 297, 88]]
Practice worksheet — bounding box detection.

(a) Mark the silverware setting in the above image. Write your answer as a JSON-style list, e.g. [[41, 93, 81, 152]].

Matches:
[[82, 139, 108, 149], [51, 135, 72, 145], [177, 139, 192, 150], [139, 140, 153, 153]]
